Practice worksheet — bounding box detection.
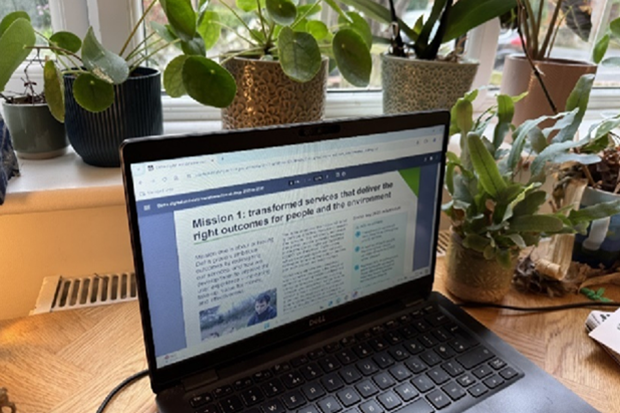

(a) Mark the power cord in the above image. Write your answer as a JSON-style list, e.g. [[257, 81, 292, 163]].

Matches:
[[457, 301, 620, 312], [96, 369, 149, 413]]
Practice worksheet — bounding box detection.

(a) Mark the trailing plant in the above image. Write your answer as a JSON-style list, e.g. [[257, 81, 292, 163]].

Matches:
[[0, 0, 237, 121], [444, 74, 620, 267], [338, 0, 517, 60], [160, 0, 373, 93]]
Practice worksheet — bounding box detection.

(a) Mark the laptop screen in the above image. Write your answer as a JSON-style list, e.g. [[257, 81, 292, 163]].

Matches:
[[128, 121, 445, 370]]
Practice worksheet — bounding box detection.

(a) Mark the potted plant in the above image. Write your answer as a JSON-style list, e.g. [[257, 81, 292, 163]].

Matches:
[[443, 75, 620, 302], [339, 0, 517, 113], [0, 1, 237, 167], [159, 0, 373, 129], [0, 13, 68, 160], [500, 1, 620, 126]]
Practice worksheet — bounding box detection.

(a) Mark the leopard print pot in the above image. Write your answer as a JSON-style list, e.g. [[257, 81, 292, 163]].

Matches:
[[381, 54, 479, 114], [222, 57, 328, 129]]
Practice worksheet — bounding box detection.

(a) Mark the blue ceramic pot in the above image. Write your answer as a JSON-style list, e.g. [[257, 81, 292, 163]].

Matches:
[[573, 187, 620, 268], [64, 67, 163, 167]]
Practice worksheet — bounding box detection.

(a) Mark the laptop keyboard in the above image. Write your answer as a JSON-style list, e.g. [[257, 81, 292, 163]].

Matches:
[[189, 303, 522, 413]]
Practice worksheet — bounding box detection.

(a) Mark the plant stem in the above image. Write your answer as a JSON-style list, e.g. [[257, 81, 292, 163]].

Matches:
[[255, 0, 268, 42], [130, 39, 180, 71], [217, 0, 257, 45], [219, 47, 265, 64], [539, 0, 564, 60], [291, 0, 321, 30], [214, 21, 258, 48], [25, 45, 83, 63], [546, 13, 566, 59], [581, 164, 597, 188], [125, 32, 158, 62], [515, 4, 558, 115], [120, 0, 158, 58]]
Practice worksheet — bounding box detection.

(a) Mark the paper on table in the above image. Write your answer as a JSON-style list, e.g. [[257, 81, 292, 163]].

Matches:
[[589, 308, 620, 355]]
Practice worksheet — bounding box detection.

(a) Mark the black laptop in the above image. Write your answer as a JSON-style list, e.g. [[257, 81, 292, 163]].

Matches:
[[120, 112, 597, 413]]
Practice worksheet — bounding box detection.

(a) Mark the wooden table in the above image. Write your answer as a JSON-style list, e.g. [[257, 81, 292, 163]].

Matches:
[[1, 260, 620, 413]]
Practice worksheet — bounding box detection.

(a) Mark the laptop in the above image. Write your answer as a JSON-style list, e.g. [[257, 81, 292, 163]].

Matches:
[[120, 112, 597, 413]]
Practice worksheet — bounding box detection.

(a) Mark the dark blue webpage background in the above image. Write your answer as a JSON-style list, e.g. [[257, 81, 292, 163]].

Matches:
[[138, 154, 442, 359]]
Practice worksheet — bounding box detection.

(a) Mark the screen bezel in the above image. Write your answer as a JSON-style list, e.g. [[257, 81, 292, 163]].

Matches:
[[120, 111, 450, 392]]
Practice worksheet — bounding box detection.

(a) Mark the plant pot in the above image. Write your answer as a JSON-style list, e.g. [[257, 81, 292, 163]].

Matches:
[[2, 102, 68, 159], [221, 57, 328, 129], [445, 232, 517, 303], [64, 67, 163, 167], [381, 54, 479, 114], [499, 55, 597, 127], [572, 187, 620, 269]]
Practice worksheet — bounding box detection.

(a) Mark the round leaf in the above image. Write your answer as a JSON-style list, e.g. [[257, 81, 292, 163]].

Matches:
[[164, 55, 188, 97], [332, 29, 371, 87], [0, 11, 30, 38], [182, 56, 236, 108], [602, 56, 620, 67], [151, 21, 179, 44], [277, 26, 321, 82], [197, 11, 221, 50], [181, 33, 206, 55], [0, 17, 35, 93], [338, 12, 372, 50], [73, 73, 115, 112], [306, 20, 329, 40], [49, 31, 82, 54], [266, 0, 297, 26], [298, 3, 322, 17], [236, 0, 265, 12], [82, 27, 129, 84], [160, 0, 196, 42], [43, 60, 65, 122]]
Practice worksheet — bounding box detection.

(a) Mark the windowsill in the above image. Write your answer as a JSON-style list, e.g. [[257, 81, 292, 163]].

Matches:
[[2, 90, 617, 216]]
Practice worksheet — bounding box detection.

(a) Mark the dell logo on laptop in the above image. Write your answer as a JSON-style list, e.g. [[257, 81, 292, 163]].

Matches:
[[309, 316, 326, 327]]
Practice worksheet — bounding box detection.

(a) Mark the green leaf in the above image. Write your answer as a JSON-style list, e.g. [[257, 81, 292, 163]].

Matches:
[[513, 190, 547, 217], [164, 55, 188, 97], [151, 21, 179, 44], [43, 60, 65, 122], [337, 0, 416, 40], [277, 27, 321, 82], [323, 0, 352, 23], [266, 0, 297, 26], [554, 74, 594, 143], [568, 200, 620, 225], [197, 11, 221, 50], [181, 33, 206, 55], [81, 27, 129, 84], [462, 234, 490, 252], [298, 3, 322, 17], [602, 57, 620, 67], [507, 234, 526, 249], [182, 56, 236, 108], [530, 137, 601, 178], [508, 215, 564, 233], [610, 17, 620, 38], [528, 127, 547, 154], [443, 0, 517, 42], [592, 34, 609, 64], [49, 31, 82, 54], [338, 12, 372, 50], [450, 98, 473, 136], [0, 11, 30, 39], [0, 17, 35, 92], [467, 133, 506, 198], [237, 0, 263, 12], [496, 249, 513, 268], [160, 0, 196, 42], [332, 28, 371, 87], [307, 21, 329, 40], [72, 73, 115, 112]]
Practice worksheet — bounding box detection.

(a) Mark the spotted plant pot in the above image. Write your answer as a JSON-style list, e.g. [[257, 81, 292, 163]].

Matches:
[[222, 57, 328, 129], [381, 54, 479, 114]]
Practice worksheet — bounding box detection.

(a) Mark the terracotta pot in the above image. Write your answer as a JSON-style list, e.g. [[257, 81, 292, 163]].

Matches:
[[500, 55, 597, 127], [221, 57, 328, 129], [381, 54, 479, 114], [445, 232, 518, 303]]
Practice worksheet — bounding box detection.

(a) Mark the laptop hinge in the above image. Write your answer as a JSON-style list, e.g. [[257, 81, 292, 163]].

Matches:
[[402, 296, 424, 308], [182, 369, 220, 392]]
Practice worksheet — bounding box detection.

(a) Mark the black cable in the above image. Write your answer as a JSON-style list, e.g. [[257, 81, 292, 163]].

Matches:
[[457, 301, 620, 312], [96, 369, 149, 413]]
